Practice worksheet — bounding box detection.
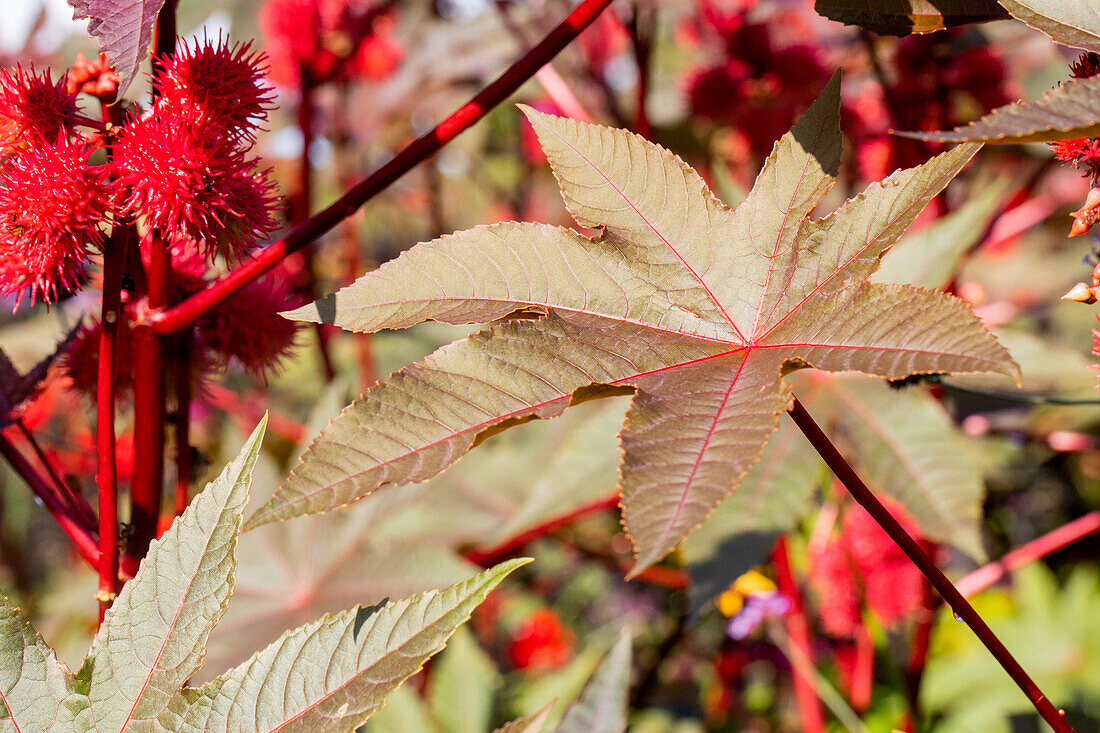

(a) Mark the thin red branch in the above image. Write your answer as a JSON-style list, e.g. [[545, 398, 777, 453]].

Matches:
[[787, 396, 1075, 733], [464, 493, 620, 566], [14, 419, 94, 527], [128, 233, 171, 561], [772, 536, 826, 733], [956, 511, 1100, 598], [95, 229, 127, 619], [151, 0, 618, 335], [900, 543, 938, 732], [0, 430, 99, 567]]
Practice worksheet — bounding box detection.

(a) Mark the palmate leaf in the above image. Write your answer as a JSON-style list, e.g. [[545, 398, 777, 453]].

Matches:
[[67, 0, 166, 96], [901, 75, 1100, 143], [256, 72, 1016, 574], [999, 0, 1100, 52], [813, 0, 1006, 35], [494, 700, 556, 733]]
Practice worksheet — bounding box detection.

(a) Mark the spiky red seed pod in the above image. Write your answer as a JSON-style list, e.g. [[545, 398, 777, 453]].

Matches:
[[111, 113, 279, 260], [155, 37, 274, 140], [195, 271, 302, 378], [0, 66, 79, 152], [0, 135, 108, 307], [809, 500, 925, 638]]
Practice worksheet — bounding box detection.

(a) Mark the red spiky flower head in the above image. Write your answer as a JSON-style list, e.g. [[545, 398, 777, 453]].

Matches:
[[111, 111, 279, 260], [0, 135, 108, 308], [155, 37, 274, 140], [0, 66, 78, 152], [195, 270, 302, 378]]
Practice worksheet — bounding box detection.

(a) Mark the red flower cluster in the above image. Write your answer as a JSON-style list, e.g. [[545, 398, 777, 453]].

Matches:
[[66, 52, 119, 101], [1050, 53, 1100, 184], [258, 0, 402, 87], [809, 500, 925, 638], [845, 30, 1013, 181], [508, 607, 574, 672], [684, 0, 829, 163], [111, 39, 280, 261]]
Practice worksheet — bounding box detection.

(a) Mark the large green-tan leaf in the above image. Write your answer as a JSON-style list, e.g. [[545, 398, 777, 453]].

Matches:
[[77, 418, 268, 732], [261, 73, 1015, 573], [814, 0, 1006, 35], [555, 630, 632, 733], [901, 75, 1100, 143], [160, 559, 528, 732], [0, 595, 79, 730], [1000, 1, 1100, 52]]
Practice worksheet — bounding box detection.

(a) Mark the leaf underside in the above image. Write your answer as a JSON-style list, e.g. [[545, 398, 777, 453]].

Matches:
[[899, 74, 1100, 143], [999, 0, 1100, 52], [259, 70, 1015, 574], [813, 0, 1007, 35], [556, 630, 632, 733], [67, 0, 167, 96]]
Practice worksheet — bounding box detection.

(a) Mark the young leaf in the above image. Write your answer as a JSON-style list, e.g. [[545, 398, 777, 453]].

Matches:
[[814, 0, 1006, 35], [900, 75, 1100, 143], [556, 630, 632, 733], [161, 559, 529, 732], [999, 0, 1100, 52], [78, 416, 268, 731], [429, 627, 500, 733], [259, 72, 1015, 574], [67, 0, 167, 96], [494, 700, 556, 733], [0, 595, 79, 729]]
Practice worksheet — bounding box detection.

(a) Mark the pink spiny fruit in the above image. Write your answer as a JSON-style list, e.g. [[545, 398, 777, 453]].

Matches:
[[809, 499, 925, 638], [1050, 53, 1100, 186], [0, 66, 78, 152], [154, 37, 274, 140], [0, 135, 108, 307]]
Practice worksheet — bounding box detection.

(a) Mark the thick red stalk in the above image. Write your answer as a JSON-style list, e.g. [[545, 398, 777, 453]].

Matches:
[[151, 0, 618, 335], [0, 431, 99, 567], [172, 339, 192, 518], [787, 396, 1075, 733], [95, 230, 127, 619], [128, 234, 171, 560], [956, 511, 1100, 598], [772, 536, 826, 733]]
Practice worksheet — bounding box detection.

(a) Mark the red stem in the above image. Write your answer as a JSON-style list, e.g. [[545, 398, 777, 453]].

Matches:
[[901, 543, 938, 732], [151, 0, 618, 335], [787, 396, 1075, 733], [463, 493, 619, 566], [627, 3, 653, 140], [0, 430, 99, 567], [128, 233, 171, 561], [95, 229, 127, 619], [956, 511, 1100, 598], [172, 339, 192, 519], [772, 536, 827, 733]]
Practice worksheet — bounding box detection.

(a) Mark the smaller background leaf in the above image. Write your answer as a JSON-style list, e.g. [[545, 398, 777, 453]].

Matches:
[[556, 629, 632, 733], [814, 0, 1007, 35], [1000, 0, 1100, 52]]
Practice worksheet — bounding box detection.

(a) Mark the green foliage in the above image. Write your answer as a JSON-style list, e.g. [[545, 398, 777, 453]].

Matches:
[[557, 630, 632, 733], [922, 564, 1100, 731], [256, 73, 1014, 577], [0, 418, 525, 731]]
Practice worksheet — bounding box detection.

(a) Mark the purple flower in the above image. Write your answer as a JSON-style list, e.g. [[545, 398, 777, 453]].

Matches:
[[727, 592, 791, 640]]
